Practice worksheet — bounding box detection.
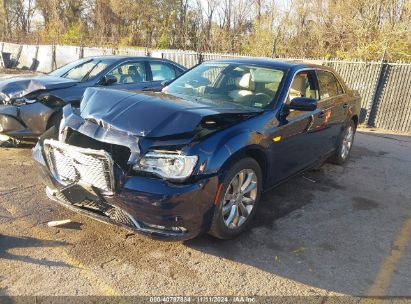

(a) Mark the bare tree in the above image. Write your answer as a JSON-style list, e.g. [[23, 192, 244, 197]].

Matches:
[[1, 0, 410, 61]]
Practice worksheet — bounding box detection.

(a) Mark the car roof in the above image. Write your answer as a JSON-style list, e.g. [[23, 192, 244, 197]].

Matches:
[[83, 55, 159, 60], [82, 55, 186, 68], [206, 57, 331, 71]]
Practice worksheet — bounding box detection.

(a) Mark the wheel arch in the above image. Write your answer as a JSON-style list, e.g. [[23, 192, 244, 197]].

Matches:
[[218, 145, 269, 189], [351, 114, 359, 127]]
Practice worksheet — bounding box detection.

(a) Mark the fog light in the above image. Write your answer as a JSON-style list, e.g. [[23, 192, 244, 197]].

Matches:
[[143, 222, 187, 233], [171, 226, 187, 232]]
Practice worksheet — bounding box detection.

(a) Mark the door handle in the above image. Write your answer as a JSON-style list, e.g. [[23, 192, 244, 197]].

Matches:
[[343, 103, 349, 109], [318, 111, 325, 118]]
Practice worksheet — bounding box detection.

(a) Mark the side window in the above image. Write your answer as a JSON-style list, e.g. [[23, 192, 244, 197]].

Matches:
[[288, 71, 319, 101], [149, 62, 176, 81], [106, 62, 147, 84], [317, 70, 344, 99]]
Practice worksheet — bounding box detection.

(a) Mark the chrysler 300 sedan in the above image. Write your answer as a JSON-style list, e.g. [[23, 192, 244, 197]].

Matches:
[[0, 56, 185, 141], [33, 58, 361, 240]]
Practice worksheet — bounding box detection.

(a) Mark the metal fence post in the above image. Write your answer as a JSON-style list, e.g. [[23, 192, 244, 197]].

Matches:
[[366, 59, 388, 127], [51, 45, 57, 71]]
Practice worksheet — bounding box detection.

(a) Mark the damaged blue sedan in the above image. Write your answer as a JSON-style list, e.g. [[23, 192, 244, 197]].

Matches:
[[33, 58, 361, 240], [0, 56, 185, 142]]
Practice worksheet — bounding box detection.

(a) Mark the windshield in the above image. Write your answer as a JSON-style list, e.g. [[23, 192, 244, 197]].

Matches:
[[49, 58, 116, 81], [164, 63, 285, 109]]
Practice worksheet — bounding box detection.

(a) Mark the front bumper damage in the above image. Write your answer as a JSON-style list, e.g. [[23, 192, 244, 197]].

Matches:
[[33, 106, 219, 240]]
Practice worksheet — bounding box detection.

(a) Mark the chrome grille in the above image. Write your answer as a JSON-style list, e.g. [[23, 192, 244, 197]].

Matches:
[[43, 139, 114, 195]]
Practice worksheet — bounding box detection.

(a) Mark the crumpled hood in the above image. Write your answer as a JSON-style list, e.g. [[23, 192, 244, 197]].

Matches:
[[0, 75, 77, 101], [80, 87, 261, 138]]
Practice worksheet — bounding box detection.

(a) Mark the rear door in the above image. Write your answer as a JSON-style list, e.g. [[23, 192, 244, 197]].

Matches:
[[316, 70, 346, 151], [147, 61, 182, 91]]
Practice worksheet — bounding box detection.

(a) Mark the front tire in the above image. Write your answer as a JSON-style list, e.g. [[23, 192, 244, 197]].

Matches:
[[208, 158, 262, 240], [330, 119, 356, 165]]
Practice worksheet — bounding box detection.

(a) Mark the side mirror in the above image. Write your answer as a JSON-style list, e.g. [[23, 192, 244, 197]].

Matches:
[[101, 75, 117, 86], [161, 80, 172, 88], [288, 97, 317, 111]]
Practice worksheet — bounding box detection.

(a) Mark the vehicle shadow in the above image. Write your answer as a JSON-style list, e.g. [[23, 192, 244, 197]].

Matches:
[[0, 141, 36, 149], [185, 166, 351, 289], [0, 234, 72, 267], [184, 141, 409, 295]]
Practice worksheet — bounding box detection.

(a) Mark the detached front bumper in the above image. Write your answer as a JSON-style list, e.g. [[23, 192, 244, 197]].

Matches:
[[33, 142, 219, 241]]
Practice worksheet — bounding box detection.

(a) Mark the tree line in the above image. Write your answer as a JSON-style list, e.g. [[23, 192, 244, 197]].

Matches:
[[1, 0, 410, 62]]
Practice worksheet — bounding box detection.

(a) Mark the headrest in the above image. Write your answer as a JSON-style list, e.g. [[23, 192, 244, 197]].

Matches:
[[251, 69, 283, 83], [291, 76, 307, 92], [237, 73, 255, 90]]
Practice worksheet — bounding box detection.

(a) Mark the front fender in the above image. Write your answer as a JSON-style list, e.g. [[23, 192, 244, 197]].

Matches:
[[195, 128, 269, 177], [0, 102, 55, 136], [0, 107, 26, 134]]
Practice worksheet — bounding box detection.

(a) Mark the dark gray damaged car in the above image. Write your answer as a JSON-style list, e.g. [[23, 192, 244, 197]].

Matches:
[[0, 56, 186, 141]]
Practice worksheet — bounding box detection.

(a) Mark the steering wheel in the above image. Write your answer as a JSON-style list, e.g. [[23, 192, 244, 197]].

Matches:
[[187, 77, 211, 88], [237, 93, 272, 107], [255, 93, 272, 105]]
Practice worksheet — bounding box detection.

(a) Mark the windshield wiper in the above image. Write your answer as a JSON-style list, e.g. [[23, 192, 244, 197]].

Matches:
[[60, 59, 94, 79], [81, 60, 101, 82]]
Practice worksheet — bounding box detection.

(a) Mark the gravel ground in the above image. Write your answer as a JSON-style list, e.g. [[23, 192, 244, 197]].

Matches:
[[0, 129, 410, 297]]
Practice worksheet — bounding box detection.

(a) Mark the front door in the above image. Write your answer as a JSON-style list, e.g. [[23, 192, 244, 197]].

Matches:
[[104, 61, 150, 91], [268, 70, 326, 185]]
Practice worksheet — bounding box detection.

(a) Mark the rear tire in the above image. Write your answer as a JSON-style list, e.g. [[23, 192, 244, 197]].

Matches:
[[330, 119, 356, 165], [208, 158, 262, 240]]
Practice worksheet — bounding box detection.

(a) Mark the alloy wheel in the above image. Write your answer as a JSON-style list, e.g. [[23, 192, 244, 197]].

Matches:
[[341, 125, 354, 159], [222, 169, 258, 229]]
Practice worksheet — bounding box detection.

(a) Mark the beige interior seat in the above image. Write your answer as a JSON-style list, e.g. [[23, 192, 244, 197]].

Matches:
[[229, 73, 255, 100], [289, 76, 307, 100], [289, 75, 317, 100]]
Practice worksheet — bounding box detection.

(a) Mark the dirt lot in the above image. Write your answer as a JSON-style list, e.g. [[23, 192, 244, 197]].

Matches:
[[0, 129, 410, 297]]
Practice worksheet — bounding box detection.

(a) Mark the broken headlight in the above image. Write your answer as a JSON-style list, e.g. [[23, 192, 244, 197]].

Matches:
[[133, 151, 198, 181], [0, 92, 10, 104]]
